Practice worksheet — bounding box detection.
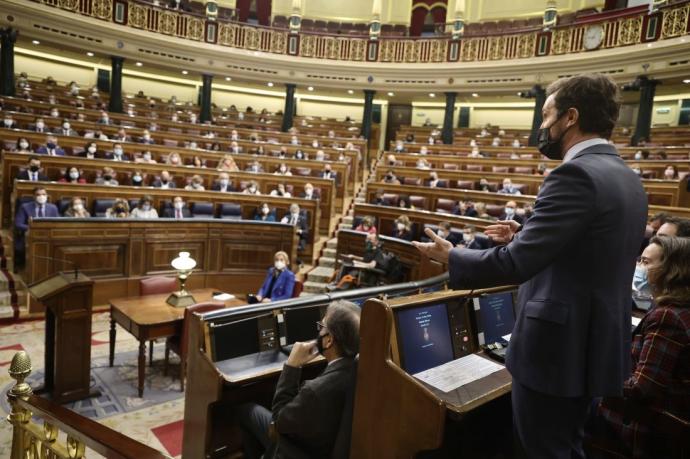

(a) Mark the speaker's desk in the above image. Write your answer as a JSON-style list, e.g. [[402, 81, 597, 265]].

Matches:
[[108, 288, 246, 397]]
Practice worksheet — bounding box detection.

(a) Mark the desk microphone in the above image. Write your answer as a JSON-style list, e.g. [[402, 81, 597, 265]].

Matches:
[[31, 254, 79, 280]]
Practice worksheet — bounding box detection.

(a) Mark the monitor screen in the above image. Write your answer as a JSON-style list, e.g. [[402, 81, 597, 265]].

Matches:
[[396, 303, 455, 375], [473, 292, 516, 346], [211, 314, 265, 361], [284, 306, 324, 345]]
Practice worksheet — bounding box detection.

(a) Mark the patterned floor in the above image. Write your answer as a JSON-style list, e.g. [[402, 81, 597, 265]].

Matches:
[[0, 312, 185, 458]]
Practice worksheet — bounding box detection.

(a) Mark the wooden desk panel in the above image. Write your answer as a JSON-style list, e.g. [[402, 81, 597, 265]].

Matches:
[[1, 151, 336, 233], [26, 219, 297, 305]]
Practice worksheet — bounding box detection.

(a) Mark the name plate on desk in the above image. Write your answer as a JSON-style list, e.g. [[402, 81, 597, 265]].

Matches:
[[413, 354, 504, 393]]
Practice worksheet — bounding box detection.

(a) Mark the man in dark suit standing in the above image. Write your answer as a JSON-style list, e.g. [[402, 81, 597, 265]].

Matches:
[[15, 156, 49, 182], [236, 300, 360, 459], [14, 187, 60, 271], [414, 74, 648, 458]]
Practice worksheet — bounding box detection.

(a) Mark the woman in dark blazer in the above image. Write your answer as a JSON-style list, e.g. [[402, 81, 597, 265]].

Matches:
[[253, 203, 276, 222], [256, 251, 295, 303], [589, 235, 690, 458]]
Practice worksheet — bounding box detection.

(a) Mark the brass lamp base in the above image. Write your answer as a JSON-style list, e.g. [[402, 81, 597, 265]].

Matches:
[[166, 291, 197, 308]]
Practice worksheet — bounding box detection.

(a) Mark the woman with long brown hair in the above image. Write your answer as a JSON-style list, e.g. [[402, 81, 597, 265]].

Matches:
[[590, 236, 690, 458]]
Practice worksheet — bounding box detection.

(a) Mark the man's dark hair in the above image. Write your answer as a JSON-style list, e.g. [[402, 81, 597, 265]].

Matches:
[[664, 217, 690, 237], [438, 221, 451, 231], [546, 74, 620, 139], [650, 212, 671, 225], [33, 186, 46, 194], [325, 300, 361, 358]]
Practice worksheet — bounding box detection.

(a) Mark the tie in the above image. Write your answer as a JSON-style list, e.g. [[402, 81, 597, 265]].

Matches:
[[291, 216, 297, 226], [176, 209, 182, 219], [32, 173, 37, 181], [37, 206, 44, 218]]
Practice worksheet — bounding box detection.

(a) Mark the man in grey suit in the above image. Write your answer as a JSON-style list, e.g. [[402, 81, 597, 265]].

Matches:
[[414, 74, 648, 458], [236, 300, 360, 459]]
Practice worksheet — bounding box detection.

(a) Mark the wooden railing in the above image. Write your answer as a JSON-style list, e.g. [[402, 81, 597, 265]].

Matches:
[[6, 351, 170, 459], [30, 0, 690, 63]]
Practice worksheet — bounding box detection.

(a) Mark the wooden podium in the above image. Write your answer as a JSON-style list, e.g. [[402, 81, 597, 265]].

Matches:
[[28, 271, 99, 403]]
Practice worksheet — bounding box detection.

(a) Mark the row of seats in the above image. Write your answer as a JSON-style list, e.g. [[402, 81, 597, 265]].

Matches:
[[375, 193, 518, 218]]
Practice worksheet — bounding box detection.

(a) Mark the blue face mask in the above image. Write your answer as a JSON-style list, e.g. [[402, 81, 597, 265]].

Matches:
[[632, 264, 653, 311], [632, 265, 649, 292]]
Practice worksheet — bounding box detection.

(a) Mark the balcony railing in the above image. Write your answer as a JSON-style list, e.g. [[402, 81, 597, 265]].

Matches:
[[34, 0, 690, 63]]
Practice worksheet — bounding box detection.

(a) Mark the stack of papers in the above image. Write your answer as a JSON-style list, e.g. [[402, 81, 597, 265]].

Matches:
[[413, 354, 504, 393]]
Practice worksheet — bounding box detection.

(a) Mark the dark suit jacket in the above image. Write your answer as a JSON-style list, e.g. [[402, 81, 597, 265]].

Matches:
[[162, 207, 191, 218], [272, 358, 357, 459], [449, 143, 648, 397], [498, 212, 524, 224], [35, 146, 65, 156], [16, 170, 49, 182], [104, 153, 132, 161], [15, 202, 60, 231], [152, 180, 177, 189], [211, 183, 235, 192]]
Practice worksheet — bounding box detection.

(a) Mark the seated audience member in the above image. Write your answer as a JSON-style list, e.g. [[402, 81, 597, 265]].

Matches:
[[105, 144, 130, 161], [163, 196, 191, 219], [331, 232, 391, 290], [97, 110, 111, 125], [512, 137, 521, 148], [32, 117, 48, 133], [131, 171, 145, 187], [588, 236, 690, 458], [474, 202, 491, 220], [630, 164, 642, 176], [428, 171, 443, 188], [456, 201, 478, 218], [152, 171, 176, 189], [139, 129, 155, 144], [384, 170, 400, 185], [314, 150, 326, 162], [499, 200, 523, 224], [633, 149, 650, 160], [254, 145, 267, 156], [3, 114, 17, 129], [190, 156, 205, 168], [281, 204, 308, 251], [354, 216, 377, 235], [647, 212, 671, 237], [657, 217, 690, 238], [59, 167, 86, 184], [36, 135, 65, 156], [137, 150, 157, 164], [185, 175, 205, 191], [95, 167, 119, 186], [246, 160, 264, 173], [460, 225, 487, 250], [14, 187, 59, 269], [229, 129, 239, 141], [63, 197, 90, 218], [419, 146, 429, 155], [57, 119, 77, 137], [166, 152, 182, 167], [49, 107, 60, 118], [83, 141, 100, 159], [275, 163, 292, 176], [229, 141, 241, 154], [392, 215, 414, 241], [105, 199, 130, 218], [113, 127, 131, 143], [253, 251, 295, 304], [270, 183, 292, 198], [321, 164, 336, 180], [131, 195, 159, 219], [370, 191, 384, 206], [436, 221, 460, 246], [498, 178, 522, 195], [300, 183, 318, 200], [294, 150, 307, 160], [15, 137, 32, 153], [254, 203, 276, 222], [243, 181, 261, 195], [16, 156, 48, 182], [405, 133, 415, 143], [237, 300, 360, 459], [398, 195, 412, 210], [385, 154, 397, 167], [663, 165, 680, 180], [89, 129, 109, 141], [212, 172, 234, 192], [209, 143, 221, 152], [416, 158, 431, 170], [218, 154, 239, 172]]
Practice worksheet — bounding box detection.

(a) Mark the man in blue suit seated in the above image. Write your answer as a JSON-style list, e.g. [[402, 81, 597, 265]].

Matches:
[[35, 135, 65, 156], [14, 186, 60, 271], [413, 74, 648, 458], [255, 251, 295, 303]]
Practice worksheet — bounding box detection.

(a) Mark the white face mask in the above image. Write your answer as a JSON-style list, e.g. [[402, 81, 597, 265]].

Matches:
[[36, 122, 45, 129], [174, 202, 184, 210], [437, 229, 448, 238], [4, 119, 12, 126], [274, 260, 286, 270], [51, 111, 59, 117], [69, 171, 79, 180], [88, 146, 97, 153], [397, 223, 406, 231], [262, 207, 269, 215], [63, 122, 71, 130], [142, 204, 151, 211], [504, 207, 515, 216], [220, 179, 229, 187], [73, 203, 84, 212], [19, 141, 29, 149], [665, 170, 675, 178], [463, 233, 472, 242], [114, 148, 123, 155], [36, 195, 47, 205], [305, 188, 313, 195]]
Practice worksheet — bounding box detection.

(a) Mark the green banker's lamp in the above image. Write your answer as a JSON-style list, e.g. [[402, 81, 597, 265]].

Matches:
[[167, 251, 197, 308]]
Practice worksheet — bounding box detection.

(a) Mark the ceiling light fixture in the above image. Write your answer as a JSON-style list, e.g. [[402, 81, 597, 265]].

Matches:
[[32, 40, 40, 45]]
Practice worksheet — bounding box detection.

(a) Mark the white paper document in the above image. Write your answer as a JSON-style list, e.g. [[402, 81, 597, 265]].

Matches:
[[502, 333, 512, 342], [413, 354, 504, 393], [631, 316, 641, 327]]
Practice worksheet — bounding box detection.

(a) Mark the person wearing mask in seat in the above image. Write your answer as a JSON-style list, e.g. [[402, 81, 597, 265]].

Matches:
[[152, 170, 176, 189], [354, 216, 377, 235], [63, 197, 90, 218], [254, 203, 275, 222], [498, 200, 523, 224], [83, 141, 100, 159], [270, 183, 292, 198], [131, 195, 159, 219], [15, 137, 33, 154], [185, 175, 205, 191], [57, 119, 77, 137], [58, 167, 86, 184], [300, 183, 318, 200], [36, 135, 65, 156], [3, 114, 17, 129], [436, 221, 460, 246], [139, 129, 155, 144], [236, 300, 360, 459], [253, 251, 295, 304], [130, 171, 145, 187], [383, 170, 400, 185], [163, 196, 191, 219], [212, 172, 234, 193], [391, 215, 414, 241], [95, 167, 119, 186], [281, 204, 308, 252], [105, 199, 130, 218], [274, 163, 292, 176], [31, 117, 48, 133], [16, 156, 48, 182], [330, 232, 391, 290], [243, 181, 261, 195], [105, 144, 130, 161], [460, 225, 490, 250], [498, 178, 522, 195]]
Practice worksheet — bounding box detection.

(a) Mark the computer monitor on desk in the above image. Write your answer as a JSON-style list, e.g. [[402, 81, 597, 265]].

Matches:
[[208, 313, 276, 362], [394, 299, 474, 375], [279, 305, 326, 349], [473, 291, 516, 347]]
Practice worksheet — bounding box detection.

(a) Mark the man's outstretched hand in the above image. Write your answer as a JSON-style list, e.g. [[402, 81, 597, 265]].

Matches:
[[485, 220, 521, 245], [412, 227, 454, 264]]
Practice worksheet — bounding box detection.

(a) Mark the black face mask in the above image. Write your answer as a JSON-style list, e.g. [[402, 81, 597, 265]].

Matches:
[[29, 165, 39, 172], [537, 113, 572, 160], [315, 332, 328, 355], [103, 174, 112, 181]]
